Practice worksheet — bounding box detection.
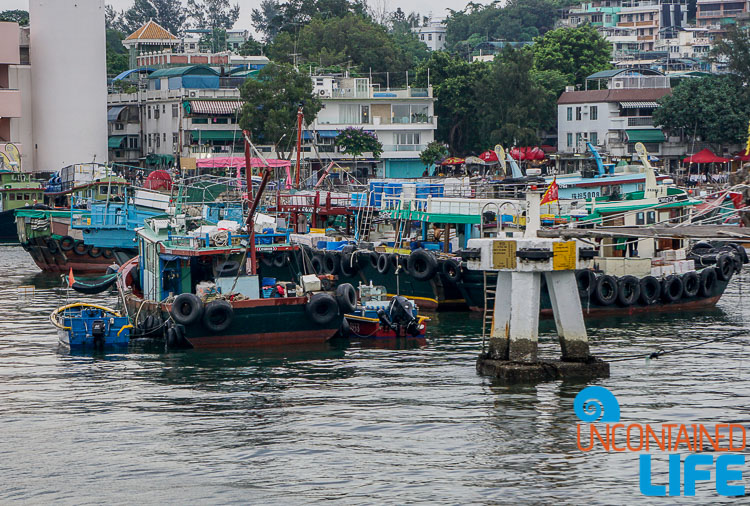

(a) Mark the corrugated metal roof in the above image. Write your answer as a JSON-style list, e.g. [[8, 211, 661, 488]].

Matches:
[[189, 100, 244, 115], [619, 101, 659, 108], [125, 20, 178, 41], [557, 88, 671, 105]]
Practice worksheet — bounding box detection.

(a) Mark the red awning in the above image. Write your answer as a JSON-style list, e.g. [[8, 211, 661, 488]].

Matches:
[[682, 148, 729, 164], [190, 100, 244, 115], [479, 150, 499, 162], [510, 146, 546, 161]]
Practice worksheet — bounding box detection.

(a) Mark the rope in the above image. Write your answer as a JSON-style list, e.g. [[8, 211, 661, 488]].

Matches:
[[601, 329, 750, 362]]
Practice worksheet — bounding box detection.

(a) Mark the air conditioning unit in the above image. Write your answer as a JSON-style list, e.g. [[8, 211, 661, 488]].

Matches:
[[318, 89, 331, 98], [189, 91, 196, 97], [613, 81, 624, 89]]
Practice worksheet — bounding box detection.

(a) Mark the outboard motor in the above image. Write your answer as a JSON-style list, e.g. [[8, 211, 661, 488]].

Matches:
[[91, 319, 106, 348], [378, 296, 421, 337]]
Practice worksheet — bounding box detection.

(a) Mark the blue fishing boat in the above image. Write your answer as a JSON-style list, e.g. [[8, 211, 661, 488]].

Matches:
[[50, 303, 132, 349]]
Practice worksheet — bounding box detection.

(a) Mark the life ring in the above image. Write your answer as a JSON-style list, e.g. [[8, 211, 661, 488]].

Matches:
[[576, 270, 596, 298], [682, 271, 700, 298], [73, 241, 90, 255], [715, 253, 734, 281], [335, 283, 357, 313], [698, 267, 717, 298], [661, 275, 683, 303], [616, 275, 640, 306], [441, 258, 462, 283], [323, 251, 340, 275], [306, 293, 339, 325], [639, 276, 660, 305], [47, 238, 59, 254], [272, 252, 288, 268], [340, 253, 358, 276], [170, 293, 204, 326], [203, 300, 234, 333], [89, 247, 102, 258], [407, 249, 437, 281], [60, 236, 75, 251], [310, 254, 324, 274], [593, 275, 617, 306], [102, 248, 115, 259], [377, 253, 391, 274]]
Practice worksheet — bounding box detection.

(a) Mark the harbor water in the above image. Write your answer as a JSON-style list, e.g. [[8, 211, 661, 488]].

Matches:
[[1, 243, 749, 503]]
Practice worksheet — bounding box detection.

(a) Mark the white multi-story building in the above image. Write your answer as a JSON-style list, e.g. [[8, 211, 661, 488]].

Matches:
[[309, 76, 436, 177], [557, 69, 674, 159], [412, 19, 447, 51]]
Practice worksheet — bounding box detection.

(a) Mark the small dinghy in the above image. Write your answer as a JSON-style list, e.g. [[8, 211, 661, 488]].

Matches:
[[342, 283, 429, 339], [50, 303, 132, 349]]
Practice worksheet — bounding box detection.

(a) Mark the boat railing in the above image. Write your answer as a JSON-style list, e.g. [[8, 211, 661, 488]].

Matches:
[[164, 229, 291, 249]]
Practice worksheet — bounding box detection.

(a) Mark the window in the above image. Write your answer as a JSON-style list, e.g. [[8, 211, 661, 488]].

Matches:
[[576, 107, 582, 121], [567, 107, 572, 121], [8, 193, 14, 201], [646, 211, 656, 224], [115, 123, 124, 130], [172, 104, 178, 117], [567, 133, 573, 147], [636, 212, 645, 225], [590, 106, 598, 120], [24, 193, 30, 201], [128, 137, 138, 149], [162, 104, 166, 113], [339, 104, 361, 124], [575, 132, 582, 147], [173, 133, 178, 145], [421, 34, 424, 40], [156, 135, 160, 148], [154, 107, 160, 119], [395, 132, 420, 145], [148, 134, 152, 147], [590, 132, 598, 145], [428, 34, 432, 41], [213, 117, 228, 124], [192, 118, 208, 124], [147, 106, 151, 120], [438, 35, 442, 41], [163, 133, 166, 142]]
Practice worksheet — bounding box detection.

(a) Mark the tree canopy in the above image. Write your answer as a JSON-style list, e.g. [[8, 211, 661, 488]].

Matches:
[[531, 24, 612, 86], [251, 0, 367, 42], [335, 127, 384, 159], [711, 25, 750, 84], [187, 0, 240, 31], [0, 9, 29, 25], [420, 141, 449, 168], [652, 75, 750, 150], [115, 0, 186, 36], [238, 63, 322, 158]]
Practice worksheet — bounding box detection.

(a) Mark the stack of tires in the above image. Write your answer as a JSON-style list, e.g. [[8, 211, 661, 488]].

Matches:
[[305, 283, 357, 325]]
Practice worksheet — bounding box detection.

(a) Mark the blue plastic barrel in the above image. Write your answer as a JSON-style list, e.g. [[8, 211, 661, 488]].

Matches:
[[350, 193, 367, 207], [385, 183, 403, 196], [369, 181, 386, 194], [430, 183, 444, 197]]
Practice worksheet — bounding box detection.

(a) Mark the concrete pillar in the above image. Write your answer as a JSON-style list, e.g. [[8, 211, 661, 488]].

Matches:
[[508, 271, 541, 362], [545, 271, 590, 360], [488, 271, 512, 359], [525, 192, 541, 238]]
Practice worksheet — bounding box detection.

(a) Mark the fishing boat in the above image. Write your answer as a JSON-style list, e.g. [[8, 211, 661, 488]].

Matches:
[[0, 143, 45, 242], [342, 283, 428, 338], [117, 133, 349, 349], [50, 302, 132, 349]]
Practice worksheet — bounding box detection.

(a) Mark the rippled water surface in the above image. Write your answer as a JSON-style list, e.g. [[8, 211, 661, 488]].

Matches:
[[1, 244, 750, 503]]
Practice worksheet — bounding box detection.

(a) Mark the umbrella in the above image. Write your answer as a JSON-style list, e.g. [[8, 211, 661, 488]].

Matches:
[[479, 150, 499, 162], [682, 148, 729, 164], [464, 156, 485, 165], [509, 146, 546, 161], [441, 157, 465, 166]]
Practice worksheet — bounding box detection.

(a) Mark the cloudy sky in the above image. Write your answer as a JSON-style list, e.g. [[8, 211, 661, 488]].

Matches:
[[6, 0, 476, 34]]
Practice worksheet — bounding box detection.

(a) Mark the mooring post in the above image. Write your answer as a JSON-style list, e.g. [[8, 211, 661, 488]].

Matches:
[[467, 191, 609, 383]]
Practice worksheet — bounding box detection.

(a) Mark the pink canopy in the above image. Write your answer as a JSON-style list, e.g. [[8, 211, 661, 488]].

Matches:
[[196, 156, 291, 169], [682, 149, 729, 164]]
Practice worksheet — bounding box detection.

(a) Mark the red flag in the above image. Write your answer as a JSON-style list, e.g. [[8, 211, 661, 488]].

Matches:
[[68, 267, 75, 286], [540, 178, 559, 205]]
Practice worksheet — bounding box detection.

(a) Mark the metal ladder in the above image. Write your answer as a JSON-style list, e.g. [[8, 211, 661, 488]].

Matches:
[[357, 195, 375, 242], [482, 271, 495, 352]]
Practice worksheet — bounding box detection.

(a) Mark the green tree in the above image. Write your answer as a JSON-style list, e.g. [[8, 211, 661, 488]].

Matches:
[[238, 63, 322, 158], [251, 0, 283, 42], [106, 28, 129, 77], [531, 24, 611, 86], [238, 36, 264, 55], [335, 127, 383, 174], [711, 25, 750, 83], [420, 141, 449, 169], [652, 75, 750, 152], [121, 0, 186, 36], [252, 0, 367, 42], [0, 9, 29, 25], [187, 0, 240, 30]]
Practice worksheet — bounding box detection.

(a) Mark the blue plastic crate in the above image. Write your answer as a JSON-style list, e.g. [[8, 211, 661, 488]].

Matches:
[[262, 287, 274, 298], [262, 277, 276, 286]]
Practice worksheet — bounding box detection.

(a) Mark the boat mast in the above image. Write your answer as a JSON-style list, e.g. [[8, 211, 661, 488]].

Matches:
[[243, 130, 273, 275], [295, 106, 303, 189]]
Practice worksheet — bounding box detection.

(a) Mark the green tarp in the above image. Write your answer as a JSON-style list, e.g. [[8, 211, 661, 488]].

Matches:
[[626, 129, 665, 143], [108, 136, 126, 148], [191, 130, 241, 142]]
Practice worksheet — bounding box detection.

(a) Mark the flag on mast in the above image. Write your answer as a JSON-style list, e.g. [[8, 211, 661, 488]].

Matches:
[[68, 267, 75, 287], [540, 177, 559, 205]]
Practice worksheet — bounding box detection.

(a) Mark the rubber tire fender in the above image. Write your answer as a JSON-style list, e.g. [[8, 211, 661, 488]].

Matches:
[[310, 254, 324, 275], [681, 271, 700, 298], [73, 241, 90, 255], [306, 293, 339, 325], [59, 236, 75, 251], [47, 238, 59, 254], [339, 318, 351, 338], [335, 283, 357, 313], [616, 275, 641, 307], [171, 293, 204, 326], [407, 249, 437, 281], [272, 252, 288, 268], [732, 253, 743, 273], [639, 276, 661, 305], [441, 258, 462, 283], [576, 270, 597, 298], [389, 254, 399, 273], [728, 243, 749, 264], [203, 300, 234, 333], [661, 275, 684, 303], [340, 253, 358, 277], [715, 253, 734, 281], [89, 247, 102, 258], [593, 275, 618, 306], [698, 267, 718, 298], [377, 253, 390, 274], [323, 251, 340, 275], [357, 250, 378, 269], [260, 253, 274, 267], [102, 248, 115, 259], [216, 260, 240, 277]]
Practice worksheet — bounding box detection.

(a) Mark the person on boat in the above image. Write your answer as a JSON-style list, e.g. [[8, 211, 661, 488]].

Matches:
[[423, 168, 429, 177], [431, 223, 443, 242]]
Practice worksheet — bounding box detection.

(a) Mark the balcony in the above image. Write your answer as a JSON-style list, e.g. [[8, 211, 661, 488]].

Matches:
[[0, 89, 21, 118], [635, 19, 656, 26], [382, 144, 427, 152], [627, 116, 654, 127]]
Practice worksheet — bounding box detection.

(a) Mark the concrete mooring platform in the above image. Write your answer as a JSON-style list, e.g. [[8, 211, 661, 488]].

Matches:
[[476, 355, 610, 383]]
